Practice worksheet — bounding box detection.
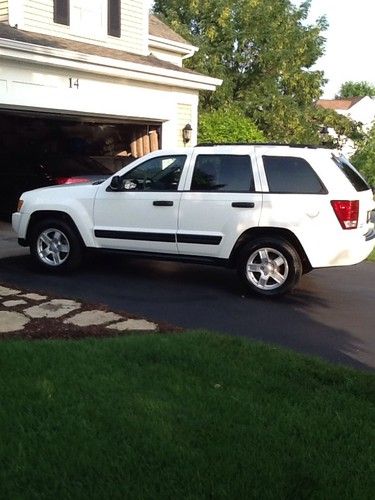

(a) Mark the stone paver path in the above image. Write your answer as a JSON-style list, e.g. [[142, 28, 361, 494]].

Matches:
[[0, 285, 158, 334]]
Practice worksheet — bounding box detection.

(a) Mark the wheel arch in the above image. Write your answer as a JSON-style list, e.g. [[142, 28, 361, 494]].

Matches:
[[229, 227, 312, 274], [26, 210, 86, 247]]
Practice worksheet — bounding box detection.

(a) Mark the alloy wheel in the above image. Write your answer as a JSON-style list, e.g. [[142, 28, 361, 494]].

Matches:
[[246, 247, 289, 290], [36, 228, 70, 266]]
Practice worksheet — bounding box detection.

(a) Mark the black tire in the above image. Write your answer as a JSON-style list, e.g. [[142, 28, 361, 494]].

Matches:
[[29, 218, 84, 272], [237, 237, 302, 297]]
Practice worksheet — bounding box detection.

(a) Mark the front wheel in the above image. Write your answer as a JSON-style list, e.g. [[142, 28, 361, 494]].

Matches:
[[237, 238, 302, 297], [30, 219, 84, 272]]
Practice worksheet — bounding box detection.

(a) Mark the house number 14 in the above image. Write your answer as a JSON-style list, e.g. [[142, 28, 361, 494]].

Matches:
[[69, 77, 79, 89]]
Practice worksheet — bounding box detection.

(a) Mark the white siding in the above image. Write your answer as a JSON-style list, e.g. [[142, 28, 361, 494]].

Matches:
[[18, 0, 148, 55], [0, 0, 8, 22], [176, 103, 192, 147], [150, 47, 183, 67], [0, 57, 199, 148]]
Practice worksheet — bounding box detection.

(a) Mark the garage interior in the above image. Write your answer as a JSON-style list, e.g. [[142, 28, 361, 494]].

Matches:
[[0, 110, 162, 169], [0, 110, 161, 219]]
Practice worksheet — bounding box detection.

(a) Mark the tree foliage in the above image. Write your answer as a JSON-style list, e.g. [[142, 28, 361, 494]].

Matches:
[[153, 0, 328, 143], [198, 106, 266, 143], [315, 107, 365, 149], [351, 124, 375, 186], [337, 81, 375, 99]]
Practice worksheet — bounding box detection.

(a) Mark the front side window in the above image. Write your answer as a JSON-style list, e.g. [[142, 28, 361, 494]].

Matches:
[[54, 0, 70, 25], [191, 155, 254, 192], [263, 156, 327, 194], [122, 155, 186, 191], [108, 0, 121, 37]]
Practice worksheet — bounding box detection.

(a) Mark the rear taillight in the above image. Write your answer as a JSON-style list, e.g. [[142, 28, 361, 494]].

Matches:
[[330, 200, 359, 230], [55, 177, 90, 185]]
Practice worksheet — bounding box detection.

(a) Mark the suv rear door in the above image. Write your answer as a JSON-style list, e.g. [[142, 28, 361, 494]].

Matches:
[[177, 146, 263, 259]]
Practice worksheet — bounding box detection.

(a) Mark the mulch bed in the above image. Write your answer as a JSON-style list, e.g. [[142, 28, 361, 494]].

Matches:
[[0, 282, 183, 341]]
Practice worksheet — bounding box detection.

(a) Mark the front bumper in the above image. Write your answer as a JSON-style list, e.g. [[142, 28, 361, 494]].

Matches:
[[12, 211, 21, 234], [18, 238, 28, 247], [12, 211, 30, 245]]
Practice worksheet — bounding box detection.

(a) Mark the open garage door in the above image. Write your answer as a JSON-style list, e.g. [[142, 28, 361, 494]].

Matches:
[[0, 110, 162, 219]]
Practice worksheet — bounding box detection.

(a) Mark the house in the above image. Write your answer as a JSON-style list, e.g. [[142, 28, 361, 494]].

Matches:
[[316, 96, 375, 157], [0, 0, 221, 165], [317, 96, 375, 132]]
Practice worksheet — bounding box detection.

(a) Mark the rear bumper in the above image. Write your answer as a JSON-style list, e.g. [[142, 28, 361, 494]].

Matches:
[[365, 228, 375, 241], [303, 225, 375, 268]]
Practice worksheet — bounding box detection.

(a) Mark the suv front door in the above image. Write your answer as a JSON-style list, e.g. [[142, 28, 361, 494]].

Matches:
[[177, 147, 263, 259], [93, 154, 188, 254]]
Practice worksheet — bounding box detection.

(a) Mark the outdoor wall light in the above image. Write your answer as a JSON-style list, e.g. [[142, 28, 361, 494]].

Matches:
[[182, 123, 193, 144]]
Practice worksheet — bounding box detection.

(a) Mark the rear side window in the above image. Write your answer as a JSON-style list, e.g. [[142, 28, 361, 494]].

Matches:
[[332, 154, 370, 192], [191, 155, 254, 192], [263, 156, 327, 194]]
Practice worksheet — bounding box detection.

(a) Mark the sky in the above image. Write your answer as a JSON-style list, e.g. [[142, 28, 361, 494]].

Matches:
[[298, 0, 375, 97], [149, 0, 375, 98]]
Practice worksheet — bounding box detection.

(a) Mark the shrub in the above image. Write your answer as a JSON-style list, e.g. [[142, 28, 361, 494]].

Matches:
[[198, 107, 266, 144]]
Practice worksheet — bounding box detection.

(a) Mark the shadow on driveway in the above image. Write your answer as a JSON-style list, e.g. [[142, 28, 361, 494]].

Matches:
[[0, 251, 374, 371]]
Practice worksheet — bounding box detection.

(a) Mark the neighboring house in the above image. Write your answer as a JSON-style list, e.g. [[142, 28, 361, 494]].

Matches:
[[0, 0, 221, 163], [317, 96, 375, 131], [317, 96, 375, 157]]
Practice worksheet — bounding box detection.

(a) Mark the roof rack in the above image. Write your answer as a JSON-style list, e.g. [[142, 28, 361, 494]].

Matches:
[[195, 142, 323, 149]]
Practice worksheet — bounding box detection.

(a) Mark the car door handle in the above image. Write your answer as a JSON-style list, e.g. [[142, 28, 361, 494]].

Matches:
[[153, 201, 174, 207], [231, 202, 255, 208]]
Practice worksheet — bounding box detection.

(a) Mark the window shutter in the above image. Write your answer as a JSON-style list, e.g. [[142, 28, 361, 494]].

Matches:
[[108, 0, 121, 37], [54, 0, 69, 26]]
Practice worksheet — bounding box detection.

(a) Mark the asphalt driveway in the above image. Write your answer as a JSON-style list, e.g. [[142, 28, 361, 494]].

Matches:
[[1, 222, 374, 371]]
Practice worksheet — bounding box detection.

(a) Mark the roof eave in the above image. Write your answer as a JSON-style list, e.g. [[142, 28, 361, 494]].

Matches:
[[0, 37, 222, 91], [148, 35, 198, 56]]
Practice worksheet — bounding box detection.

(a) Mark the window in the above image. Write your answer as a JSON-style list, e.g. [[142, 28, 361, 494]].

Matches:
[[54, 0, 69, 25], [108, 0, 121, 37], [331, 154, 370, 192], [263, 156, 327, 194], [122, 155, 186, 191], [191, 155, 254, 192]]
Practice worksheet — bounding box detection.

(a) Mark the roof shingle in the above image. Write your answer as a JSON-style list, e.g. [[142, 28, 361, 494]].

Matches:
[[0, 22, 198, 76], [149, 14, 190, 45], [316, 97, 364, 110]]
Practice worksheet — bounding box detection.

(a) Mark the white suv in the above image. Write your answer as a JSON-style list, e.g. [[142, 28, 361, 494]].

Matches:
[[12, 144, 375, 297]]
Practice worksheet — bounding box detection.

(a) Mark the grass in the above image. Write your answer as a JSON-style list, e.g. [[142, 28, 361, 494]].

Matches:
[[0, 332, 374, 499], [368, 248, 375, 261]]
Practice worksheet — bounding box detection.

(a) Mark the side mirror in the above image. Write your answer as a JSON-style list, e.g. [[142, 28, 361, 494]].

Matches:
[[109, 175, 122, 191]]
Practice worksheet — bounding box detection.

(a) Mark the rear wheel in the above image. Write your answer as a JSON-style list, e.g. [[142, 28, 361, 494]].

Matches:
[[30, 219, 83, 272], [237, 238, 302, 297]]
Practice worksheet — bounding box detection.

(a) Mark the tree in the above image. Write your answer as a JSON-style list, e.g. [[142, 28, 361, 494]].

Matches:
[[315, 107, 365, 149], [153, 0, 328, 143], [198, 106, 266, 143], [351, 124, 375, 186], [336, 81, 375, 99]]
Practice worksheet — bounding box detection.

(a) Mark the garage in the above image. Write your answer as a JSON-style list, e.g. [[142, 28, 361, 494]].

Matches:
[[0, 10, 221, 222], [0, 109, 162, 219]]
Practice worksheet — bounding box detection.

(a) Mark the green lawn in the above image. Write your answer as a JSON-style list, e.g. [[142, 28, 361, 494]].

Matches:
[[368, 248, 375, 261], [0, 332, 374, 499]]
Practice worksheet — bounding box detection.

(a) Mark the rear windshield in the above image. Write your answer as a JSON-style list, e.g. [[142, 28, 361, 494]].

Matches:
[[332, 154, 370, 192]]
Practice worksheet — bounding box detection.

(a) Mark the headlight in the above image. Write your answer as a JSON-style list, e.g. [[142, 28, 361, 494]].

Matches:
[[17, 199, 24, 212]]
